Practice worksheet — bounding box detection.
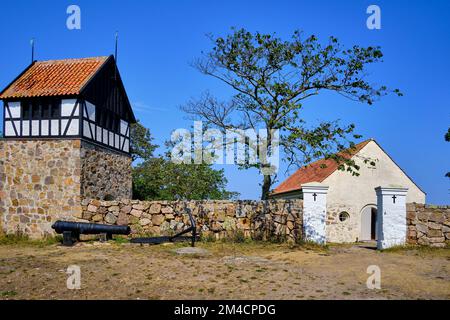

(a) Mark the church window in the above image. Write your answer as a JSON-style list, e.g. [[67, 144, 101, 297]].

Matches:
[[339, 212, 350, 222]]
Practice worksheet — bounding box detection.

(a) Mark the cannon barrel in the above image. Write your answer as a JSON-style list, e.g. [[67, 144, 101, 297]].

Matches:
[[52, 220, 130, 235]]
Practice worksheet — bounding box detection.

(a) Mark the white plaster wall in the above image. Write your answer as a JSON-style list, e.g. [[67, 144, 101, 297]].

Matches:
[[31, 120, 39, 136], [4, 121, 15, 136], [41, 120, 49, 136], [50, 120, 59, 136], [120, 120, 128, 135], [22, 120, 30, 136], [323, 140, 425, 242], [96, 125, 102, 142], [7, 101, 21, 118], [83, 120, 92, 139], [376, 187, 408, 249], [302, 184, 328, 244]]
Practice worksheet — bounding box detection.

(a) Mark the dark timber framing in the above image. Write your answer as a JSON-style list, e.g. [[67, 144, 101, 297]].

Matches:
[[1, 55, 135, 157], [80, 99, 130, 154]]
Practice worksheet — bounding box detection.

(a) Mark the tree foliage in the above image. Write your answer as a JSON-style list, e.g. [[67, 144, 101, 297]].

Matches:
[[130, 120, 157, 162], [182, 28, 401, 199], [129, 120, 237, 200], [132, 158, 238, 200]]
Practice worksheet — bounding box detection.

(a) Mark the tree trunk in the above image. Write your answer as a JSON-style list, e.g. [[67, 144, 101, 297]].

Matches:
[[260, 126, 273, 200], [261, 174, 272, 200]]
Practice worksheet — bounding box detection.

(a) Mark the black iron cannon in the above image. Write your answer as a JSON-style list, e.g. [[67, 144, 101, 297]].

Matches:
[[52, 220, 131, 246]]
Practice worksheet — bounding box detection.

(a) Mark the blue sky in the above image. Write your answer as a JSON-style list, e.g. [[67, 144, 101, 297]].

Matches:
[[0, 0, 449, 203]]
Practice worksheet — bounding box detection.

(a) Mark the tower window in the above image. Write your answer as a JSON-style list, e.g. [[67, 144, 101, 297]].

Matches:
[[50, 101, 60, 117], [42, 103, 50, 118], [31, 101, 41, 119], [21, 99, 60, 119], [22, 103, 31, 119]]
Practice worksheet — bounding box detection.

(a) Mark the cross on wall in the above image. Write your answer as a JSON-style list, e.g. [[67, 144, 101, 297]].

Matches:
[[392, 195, 397, 204]]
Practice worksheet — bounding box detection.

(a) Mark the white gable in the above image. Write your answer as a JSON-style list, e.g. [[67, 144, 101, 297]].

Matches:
[[323, 140, 425, 204]]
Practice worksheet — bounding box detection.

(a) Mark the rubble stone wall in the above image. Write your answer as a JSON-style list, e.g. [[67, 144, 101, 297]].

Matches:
[[406, 203, 450, 247], [81, 199, 304, 242], [0, 139, 133, 238], [80, 141, 132, 201], [0, 139, 82, 238]]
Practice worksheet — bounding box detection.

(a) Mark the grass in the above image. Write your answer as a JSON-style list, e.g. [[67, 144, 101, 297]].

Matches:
[[0, 233, 62, 247], [0, 291, 18, 297], [112, 236, 130, 244], [381, 243, 450, 257]]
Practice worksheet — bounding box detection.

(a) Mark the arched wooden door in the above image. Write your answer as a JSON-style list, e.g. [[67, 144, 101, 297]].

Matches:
[[361, 205, 377, 241]]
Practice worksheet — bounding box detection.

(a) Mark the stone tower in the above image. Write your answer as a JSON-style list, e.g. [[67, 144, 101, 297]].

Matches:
[[0, 56, 135, 238]]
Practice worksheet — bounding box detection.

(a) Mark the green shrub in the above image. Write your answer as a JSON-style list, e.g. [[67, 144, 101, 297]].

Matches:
[[224, 229, 246, 243]]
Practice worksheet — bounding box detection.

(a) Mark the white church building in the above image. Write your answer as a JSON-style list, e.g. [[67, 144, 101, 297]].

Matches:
[[270, 139, 426, 243]]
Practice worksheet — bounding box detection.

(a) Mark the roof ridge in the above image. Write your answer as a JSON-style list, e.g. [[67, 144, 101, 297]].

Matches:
[[35, 56, 109, 64]]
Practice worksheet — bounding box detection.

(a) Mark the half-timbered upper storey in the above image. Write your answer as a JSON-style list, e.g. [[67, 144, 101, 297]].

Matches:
[[0, 56, 136, 154]]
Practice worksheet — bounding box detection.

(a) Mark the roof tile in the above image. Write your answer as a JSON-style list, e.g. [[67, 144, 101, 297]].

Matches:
[[272, 140, 372, 195], [0, 56, 109, 99]]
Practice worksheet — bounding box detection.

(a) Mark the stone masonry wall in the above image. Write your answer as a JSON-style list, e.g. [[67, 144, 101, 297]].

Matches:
[[80, 141, 132, 201], [326, 203, 359, 243], [0, 140, 82, 238], [406, 203, 450, 247], [81, 199, 303, 242], [0, 139, 133, 238]]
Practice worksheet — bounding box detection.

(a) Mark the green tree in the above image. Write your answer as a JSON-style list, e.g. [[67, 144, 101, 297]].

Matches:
[[130, 120, 157, 162], [182, 28, 402, 199], [130, 120, 237, 200], [132, 157, 238, 200]]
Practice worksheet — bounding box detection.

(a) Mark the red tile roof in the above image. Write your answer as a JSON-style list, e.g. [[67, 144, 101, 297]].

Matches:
[[0, 56, 109, 99], [272, 139, 372, 195]]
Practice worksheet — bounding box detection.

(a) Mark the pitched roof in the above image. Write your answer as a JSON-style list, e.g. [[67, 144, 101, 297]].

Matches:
[[0, 56, 109, 99], [272, 139, 372, 195]]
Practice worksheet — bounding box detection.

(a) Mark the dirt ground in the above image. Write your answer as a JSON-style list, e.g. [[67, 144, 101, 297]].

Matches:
[[0, 240, 449, 300]]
